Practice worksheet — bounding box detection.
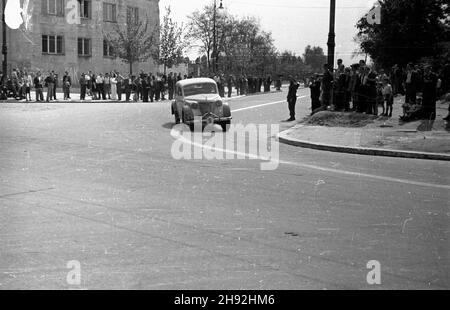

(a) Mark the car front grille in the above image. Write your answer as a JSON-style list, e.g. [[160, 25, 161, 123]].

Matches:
[[199, 102, 214, 116]]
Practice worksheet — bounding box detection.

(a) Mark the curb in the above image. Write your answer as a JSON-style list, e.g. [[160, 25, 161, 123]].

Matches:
[[277, 128, 450, 161]]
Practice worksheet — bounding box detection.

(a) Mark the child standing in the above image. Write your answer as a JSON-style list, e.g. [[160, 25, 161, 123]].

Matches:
[[382, 77, 394, 117]]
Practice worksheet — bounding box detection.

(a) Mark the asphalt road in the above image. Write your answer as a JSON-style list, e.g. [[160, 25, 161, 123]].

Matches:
[[0, 89, 449, 290]]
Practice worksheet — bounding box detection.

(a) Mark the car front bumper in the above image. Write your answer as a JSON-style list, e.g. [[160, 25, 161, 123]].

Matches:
[[185, 113, 232, 125]]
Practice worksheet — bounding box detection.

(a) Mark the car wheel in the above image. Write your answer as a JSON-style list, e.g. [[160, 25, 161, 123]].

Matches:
[[182, 112, 195, 132], [174, 110, 180, 124]]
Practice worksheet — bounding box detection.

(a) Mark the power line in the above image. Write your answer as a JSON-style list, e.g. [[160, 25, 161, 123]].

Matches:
[[229, 1, 371, 9]]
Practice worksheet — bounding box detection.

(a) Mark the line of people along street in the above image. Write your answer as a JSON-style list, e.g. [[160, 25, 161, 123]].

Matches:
[[1, 69, 284, 102], [308, 59, 450, 121], [0, 69, 189, 102]]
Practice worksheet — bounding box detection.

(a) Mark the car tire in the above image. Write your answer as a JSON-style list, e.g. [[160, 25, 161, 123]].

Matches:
[[182, 112, 195, 132], [174, 110, 180, 124]]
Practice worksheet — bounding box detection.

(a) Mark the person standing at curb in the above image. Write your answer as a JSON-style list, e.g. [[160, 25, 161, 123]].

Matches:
[[79, 73, 87, 101], [104, 73, 111, 100], [285, 77, 299, 122], [52, 72, 58, 100], [24, 71, 32, 102], [309, 74, 321, 114], [34, 72, 44, 102], [142, 74, 149, 103], [381, 76, 394, 117], [168, 72, 175, 100], [45, 72, 55, 102], [124, 75, 131, 102], [422, 65, 438, 121], [117, 72, 123, 101], [110, 73, 118, 101], [321, 64, 333, 110], [86, 71, 92, 97], [63, 71, 71, 101]]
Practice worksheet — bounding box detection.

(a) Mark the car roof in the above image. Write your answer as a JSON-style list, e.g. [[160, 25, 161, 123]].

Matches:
[[177, 78, 217, 87]]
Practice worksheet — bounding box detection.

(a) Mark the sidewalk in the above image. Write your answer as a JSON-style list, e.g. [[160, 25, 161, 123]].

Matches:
[[278, 97, 450, 161]]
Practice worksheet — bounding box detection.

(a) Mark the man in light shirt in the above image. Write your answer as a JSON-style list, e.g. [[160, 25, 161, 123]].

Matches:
[[96, 74, 104, 100]]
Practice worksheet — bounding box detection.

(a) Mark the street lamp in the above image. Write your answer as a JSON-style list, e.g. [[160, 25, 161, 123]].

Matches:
[[327, 0, 336, 70], [2, 0, 7, 84], [212, 0, 223, 74]]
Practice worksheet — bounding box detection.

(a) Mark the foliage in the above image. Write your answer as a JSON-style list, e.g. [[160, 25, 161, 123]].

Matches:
[[303, 45, 327, 73], [153, 6, 188, 74], [106, 15, 157, 75], [356, 0, 450, 68]]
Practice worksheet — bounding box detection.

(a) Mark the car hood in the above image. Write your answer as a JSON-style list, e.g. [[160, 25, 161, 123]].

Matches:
[[185, 94, 221, 103]]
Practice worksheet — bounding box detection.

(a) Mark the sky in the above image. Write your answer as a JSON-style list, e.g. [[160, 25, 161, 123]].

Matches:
[[159, 0, 377, 65]]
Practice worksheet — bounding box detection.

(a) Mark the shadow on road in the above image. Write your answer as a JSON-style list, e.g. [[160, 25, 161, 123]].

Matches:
[[162, 122, 175, 130]]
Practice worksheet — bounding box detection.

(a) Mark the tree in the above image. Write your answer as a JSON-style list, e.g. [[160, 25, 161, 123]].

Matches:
[[187, 4, 229, 71], [153, 6, 188, 75], [303, 45, 327, 73], [356, 0, 450, 68], [276, 51, 307, 78], [106, 15, 157, 75]]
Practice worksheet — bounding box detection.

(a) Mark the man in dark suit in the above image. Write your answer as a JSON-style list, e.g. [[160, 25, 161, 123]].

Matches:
[[124, 75, 131, 102], [321, 64, 333, 109], [45, 72, 55, 102], [309, 74, 321, 114], [52, 71, 58, 100], [285, 77, 300, 121], [63, 71, 72, 100], [168, 73, 175, 100], [34, 72, 44, 102], [79, 73, 87, 100]]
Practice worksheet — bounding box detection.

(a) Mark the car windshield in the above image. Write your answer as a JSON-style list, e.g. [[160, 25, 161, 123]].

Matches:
[[183, 83, 218, 97]]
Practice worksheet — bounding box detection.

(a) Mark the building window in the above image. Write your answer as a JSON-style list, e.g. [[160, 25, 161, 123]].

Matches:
[[127, 6, 139, 24], [78, 0, 91, 19], [103, 40, 114, 57], [103, 3, 117, 22], [78, 38, 91, 56], [42, 0, 65, 16], [42, 35, 64, 54]]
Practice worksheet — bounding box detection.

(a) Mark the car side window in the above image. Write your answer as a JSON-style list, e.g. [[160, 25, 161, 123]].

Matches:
[[177, 86, 182, 97]]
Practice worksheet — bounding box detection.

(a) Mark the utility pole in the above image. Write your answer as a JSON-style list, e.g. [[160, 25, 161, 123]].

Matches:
[[327, 0, 336, 70], [2, 0, 7, 83], [212, 0, 217, 74], [212, 0, 223, 74]]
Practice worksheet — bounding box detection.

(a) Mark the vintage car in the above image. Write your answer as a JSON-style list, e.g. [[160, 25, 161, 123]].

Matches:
[[171, 78, 232, 131]]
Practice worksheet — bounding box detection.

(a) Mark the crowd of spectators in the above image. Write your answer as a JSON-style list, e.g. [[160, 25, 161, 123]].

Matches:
[[308, 59, 450, 121]]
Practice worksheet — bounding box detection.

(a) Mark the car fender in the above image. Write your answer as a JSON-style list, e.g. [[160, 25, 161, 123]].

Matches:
[[222, 103, 231, 118], [182, 105, 194, 122]]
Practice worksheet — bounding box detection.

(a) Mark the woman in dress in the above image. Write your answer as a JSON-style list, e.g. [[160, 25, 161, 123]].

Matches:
[[110, 73, 118, 100]]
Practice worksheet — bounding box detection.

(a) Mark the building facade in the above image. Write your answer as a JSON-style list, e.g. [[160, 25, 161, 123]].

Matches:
[[1, 0, 160, 84]]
